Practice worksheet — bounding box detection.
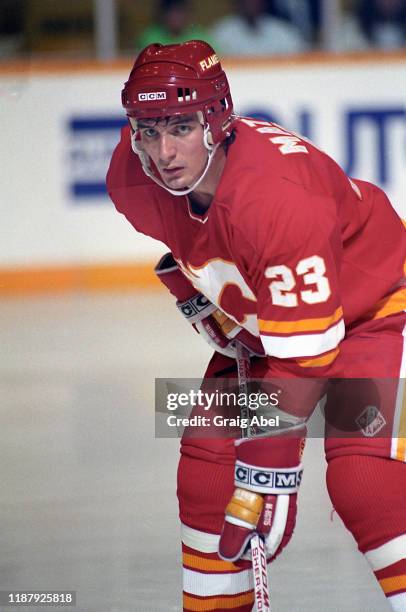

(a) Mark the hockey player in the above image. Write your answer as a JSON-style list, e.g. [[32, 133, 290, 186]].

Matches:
[[107, 41, 406, 611]]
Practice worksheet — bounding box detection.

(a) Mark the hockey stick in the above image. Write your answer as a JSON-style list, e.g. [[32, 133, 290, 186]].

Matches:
[[235, 341, 252, 440], [250, 533, 271, 612], [235, 342, 271, 612]]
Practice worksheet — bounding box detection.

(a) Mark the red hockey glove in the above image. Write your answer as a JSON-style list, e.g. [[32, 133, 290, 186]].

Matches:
[[218, 427, 305, 563], [155, 253, 265, 358]]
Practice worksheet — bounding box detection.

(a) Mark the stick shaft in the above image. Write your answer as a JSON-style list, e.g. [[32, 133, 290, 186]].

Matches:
[[235, 343, 271, 611], [235, 342, 255, 438]]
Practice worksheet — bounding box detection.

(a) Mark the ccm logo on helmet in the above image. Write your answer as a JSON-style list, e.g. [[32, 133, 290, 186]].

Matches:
[[199, 54, 220, 72], [138, 92, 167, 101]]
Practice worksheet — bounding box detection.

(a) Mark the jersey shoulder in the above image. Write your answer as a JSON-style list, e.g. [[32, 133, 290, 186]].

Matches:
[[223, 117, 345, 196], [215, 119, 338, 257]]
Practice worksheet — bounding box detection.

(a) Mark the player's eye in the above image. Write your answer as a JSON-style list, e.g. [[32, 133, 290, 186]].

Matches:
[[174, 124, 192, 135], [141, 128, 158, 138]]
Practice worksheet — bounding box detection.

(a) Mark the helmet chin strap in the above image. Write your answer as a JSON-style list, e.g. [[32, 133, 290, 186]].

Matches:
[[130, 122, 219, 197]]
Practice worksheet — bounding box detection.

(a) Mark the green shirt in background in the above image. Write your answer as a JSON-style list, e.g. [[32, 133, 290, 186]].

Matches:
[[137, 25, 213, 50]]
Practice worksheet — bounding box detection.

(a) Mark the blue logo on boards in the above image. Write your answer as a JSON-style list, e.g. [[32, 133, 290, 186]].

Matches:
[[242, 106, 406, 185], [67, 116, 127, 200]]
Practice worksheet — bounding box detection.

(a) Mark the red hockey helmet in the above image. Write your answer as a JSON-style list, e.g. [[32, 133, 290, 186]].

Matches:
[[122, 40, 234, 145]]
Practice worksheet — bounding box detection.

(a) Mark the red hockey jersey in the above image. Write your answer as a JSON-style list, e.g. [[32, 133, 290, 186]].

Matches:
[[107, 118, 405, 364]]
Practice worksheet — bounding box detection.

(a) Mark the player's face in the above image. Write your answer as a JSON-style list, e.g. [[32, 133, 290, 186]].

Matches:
[[138, 114, 208, 189]]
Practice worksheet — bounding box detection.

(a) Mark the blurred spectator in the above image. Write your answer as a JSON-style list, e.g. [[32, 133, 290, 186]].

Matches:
[[0, 0, 24, 58], [266, 0, 321, 46], [210, 0, 308, 56], [356, 0, 406, 50], [137, 0, 211, 49], [326, 5, 370, 52]]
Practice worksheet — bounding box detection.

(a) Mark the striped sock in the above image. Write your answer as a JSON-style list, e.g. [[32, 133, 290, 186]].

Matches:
[[365, 535, 406, 611], [182, 543, 254, 611]]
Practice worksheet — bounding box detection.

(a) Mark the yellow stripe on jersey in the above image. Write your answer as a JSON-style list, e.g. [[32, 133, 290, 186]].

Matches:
[[297, 348, 340, 368], [183, 592, 254, 611], [258, 307, 343, 335], [368, 287, 406, 321], [395, 438, 406, 462]]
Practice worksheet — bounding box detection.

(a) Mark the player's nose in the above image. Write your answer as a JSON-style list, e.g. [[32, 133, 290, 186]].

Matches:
[[158, 133, 176, 164]]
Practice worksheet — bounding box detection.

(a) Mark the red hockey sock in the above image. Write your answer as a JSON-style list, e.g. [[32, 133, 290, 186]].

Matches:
[[326, 455, 406, 608], [178, 454, 255, 610], [178, 453, 235, 533]]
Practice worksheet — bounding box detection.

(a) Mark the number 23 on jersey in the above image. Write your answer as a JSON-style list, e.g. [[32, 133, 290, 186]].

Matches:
[[266, 255, 331, 307]]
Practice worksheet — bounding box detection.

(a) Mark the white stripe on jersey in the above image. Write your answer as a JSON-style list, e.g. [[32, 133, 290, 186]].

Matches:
[[260, 319, 345, 358]]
